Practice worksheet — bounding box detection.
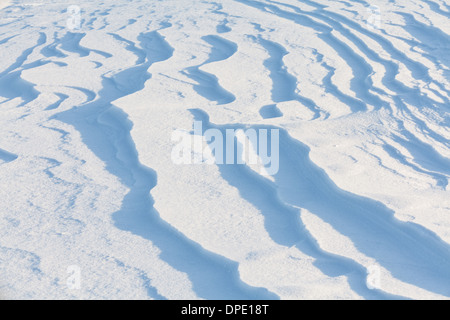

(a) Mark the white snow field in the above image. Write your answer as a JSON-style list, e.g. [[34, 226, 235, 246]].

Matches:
[[0, 0, 449, 300], [0, 1, 9, 10]]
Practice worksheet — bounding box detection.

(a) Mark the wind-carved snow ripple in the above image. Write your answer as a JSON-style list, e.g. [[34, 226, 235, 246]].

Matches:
[[313, 49, 367, 113], [238, 0, 450, 190], [40, 33, 68, 59], [184, 35, 237, 105], [190, 108, 402, 299], [208, 2, 234, 33], [282, 1, 450, 135], [59, 32, 112, 58], [240, 0, 450, 114], [253, 36, 323, 119], [395, 12, 450, 78], [190, 108, 450, 298], [45, 93, 69, 111], [422, 0, 450, 18], [382, 141, 449, 189], [57, 31, 277, 300], [299, 0, 449, 100], [285, 0, 450, 106], [235, 0, 390, 111], [0, 32, 46, 106], [0, 148, 18, 163]]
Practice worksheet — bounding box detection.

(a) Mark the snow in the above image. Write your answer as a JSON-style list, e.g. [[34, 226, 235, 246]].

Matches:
[[0, 0, 449, 300], [0, 0, 9, 10]]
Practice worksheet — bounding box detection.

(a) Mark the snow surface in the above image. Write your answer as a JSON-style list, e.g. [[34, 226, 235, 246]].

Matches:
[[0, 0, 449, 300]]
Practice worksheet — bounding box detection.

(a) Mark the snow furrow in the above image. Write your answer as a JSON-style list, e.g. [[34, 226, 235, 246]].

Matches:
[[1, 0, 449, 300], [271, 0, 450, 109], [255, 36, 324, 119], [184, 35, 237, 105], [190, 108, 402, 299], [272, 131, 450, 297], [0, 148, 18, 163], [56, 29, 277, 300], [0, 32, 46, 106], [234, 0, 389, 110]]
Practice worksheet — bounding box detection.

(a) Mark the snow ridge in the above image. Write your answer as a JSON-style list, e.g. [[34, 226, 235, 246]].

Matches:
[[0, 0, 449, 299]]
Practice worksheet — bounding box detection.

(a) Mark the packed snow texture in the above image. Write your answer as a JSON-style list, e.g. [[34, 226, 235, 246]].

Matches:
[[0, 0, 449, 299]]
